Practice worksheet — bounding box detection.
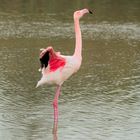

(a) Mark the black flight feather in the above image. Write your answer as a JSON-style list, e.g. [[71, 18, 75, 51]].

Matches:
[[40, 51, 50, 68]]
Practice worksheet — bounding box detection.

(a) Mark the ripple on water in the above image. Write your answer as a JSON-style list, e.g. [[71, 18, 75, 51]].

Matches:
[[0, 18, 139, 41]]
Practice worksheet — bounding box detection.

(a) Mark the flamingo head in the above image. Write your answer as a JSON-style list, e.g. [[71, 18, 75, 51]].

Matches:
[[74, 8, 92, 19]]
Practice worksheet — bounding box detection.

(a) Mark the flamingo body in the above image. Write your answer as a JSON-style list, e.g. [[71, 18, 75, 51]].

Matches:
[[37, 51, 81, 86]]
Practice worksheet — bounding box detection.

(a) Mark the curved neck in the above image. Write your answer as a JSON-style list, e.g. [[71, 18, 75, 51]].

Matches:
[[73, 18, 82, 59]]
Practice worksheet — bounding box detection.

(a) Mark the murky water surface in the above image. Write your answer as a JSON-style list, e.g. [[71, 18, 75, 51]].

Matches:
[[0, 0, 140, 140]]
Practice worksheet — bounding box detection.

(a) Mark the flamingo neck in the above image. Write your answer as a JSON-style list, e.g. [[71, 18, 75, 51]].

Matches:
[[73, 18, 82, 60]]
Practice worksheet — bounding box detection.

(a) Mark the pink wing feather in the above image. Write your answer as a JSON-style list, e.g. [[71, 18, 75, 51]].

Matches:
[[39, 47, 66, 72], [49, 56, 66, 72]]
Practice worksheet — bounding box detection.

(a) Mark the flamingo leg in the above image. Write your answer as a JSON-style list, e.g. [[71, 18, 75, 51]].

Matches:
[[53, 85, 61, 134]]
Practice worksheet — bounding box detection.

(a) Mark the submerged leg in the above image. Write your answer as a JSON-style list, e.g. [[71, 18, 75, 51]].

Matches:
[[53, 85, 61, 134]]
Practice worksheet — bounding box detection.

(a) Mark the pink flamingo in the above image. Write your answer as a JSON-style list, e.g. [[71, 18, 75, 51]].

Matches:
[[36, 9, 92, 133]]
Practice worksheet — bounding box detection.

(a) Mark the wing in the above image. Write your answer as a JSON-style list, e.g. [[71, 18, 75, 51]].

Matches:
[[39, 47, 66, 72]]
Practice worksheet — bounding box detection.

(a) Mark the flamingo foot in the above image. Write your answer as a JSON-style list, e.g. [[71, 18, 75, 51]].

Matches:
[[53, 130, 58, 140]]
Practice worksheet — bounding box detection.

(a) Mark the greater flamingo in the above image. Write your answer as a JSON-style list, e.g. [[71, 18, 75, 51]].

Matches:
[[36, 8, 92, 133]]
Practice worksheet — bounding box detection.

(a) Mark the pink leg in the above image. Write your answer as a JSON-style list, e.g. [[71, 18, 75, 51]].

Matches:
[[53, 85, 61, 134]]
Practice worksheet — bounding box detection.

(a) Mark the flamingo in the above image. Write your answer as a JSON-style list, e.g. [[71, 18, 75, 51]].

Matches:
[[36, 8, 92, 133]]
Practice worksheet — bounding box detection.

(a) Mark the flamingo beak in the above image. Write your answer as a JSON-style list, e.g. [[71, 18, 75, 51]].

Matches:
[[88, 10, 93, 14]]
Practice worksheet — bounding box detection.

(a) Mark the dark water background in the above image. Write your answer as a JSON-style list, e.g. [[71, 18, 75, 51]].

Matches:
[[0, 0, 140, 140]]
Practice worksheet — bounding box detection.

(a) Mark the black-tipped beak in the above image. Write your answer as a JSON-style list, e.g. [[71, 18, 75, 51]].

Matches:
[[88, 10, 93, 14]]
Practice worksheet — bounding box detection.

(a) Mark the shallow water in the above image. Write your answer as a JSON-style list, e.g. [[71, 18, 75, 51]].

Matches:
[[0, 0, 140, 140]]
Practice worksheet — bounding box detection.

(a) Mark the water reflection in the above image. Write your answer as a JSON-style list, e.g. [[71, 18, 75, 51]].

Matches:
[[0, 0, 140, 140]]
